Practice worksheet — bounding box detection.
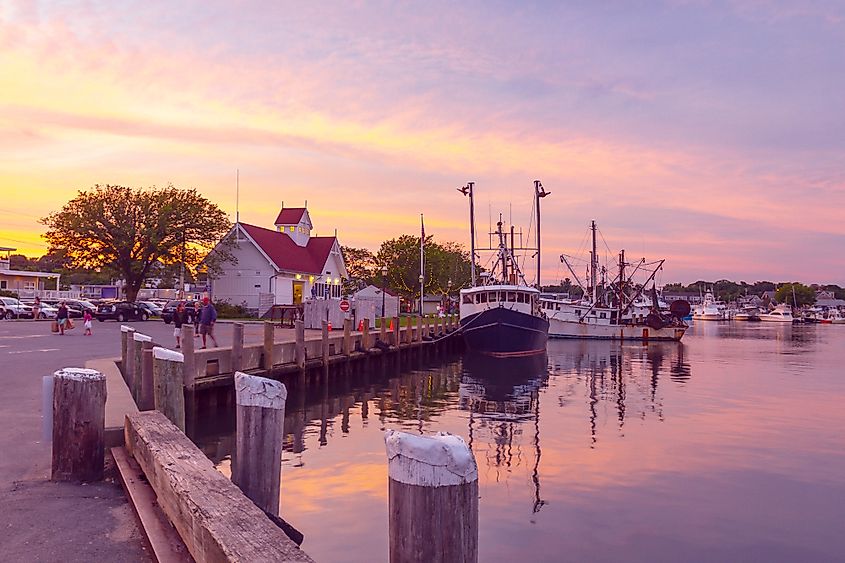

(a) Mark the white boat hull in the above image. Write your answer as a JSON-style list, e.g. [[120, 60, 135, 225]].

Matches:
[[759, 315, 794, 323], [548, 318, 686, 341], [693, 313, 723, 321]]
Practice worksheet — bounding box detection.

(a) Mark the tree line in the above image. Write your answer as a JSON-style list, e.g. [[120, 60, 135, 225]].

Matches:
[[663, 280, 844, 307]]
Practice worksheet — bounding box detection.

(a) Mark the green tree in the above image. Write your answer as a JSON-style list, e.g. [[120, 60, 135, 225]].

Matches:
[[42, 184, 231, 302], [375, 235, 472, 300], [341, 246, 378, 290], [774, 283, 815, 307]]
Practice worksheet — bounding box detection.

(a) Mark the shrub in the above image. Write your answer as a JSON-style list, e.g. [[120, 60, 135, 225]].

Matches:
[[0, 290, 20, 299], [213, 299, 253, 319]]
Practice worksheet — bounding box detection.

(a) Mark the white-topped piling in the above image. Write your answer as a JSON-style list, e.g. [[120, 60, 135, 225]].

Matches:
[[384, 430, 479, 562], [120, 325, 136, 386], [52, 368, 106, 482], [131, 332, 153, 403], [233, 372, 287, 516], [152, 346, 185, 430]]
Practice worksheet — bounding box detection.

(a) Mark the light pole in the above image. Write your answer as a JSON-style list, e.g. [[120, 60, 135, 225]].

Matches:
[[381, 265, 388, 318], [419, 274, 425, 315], [446, 279, 452, 314]]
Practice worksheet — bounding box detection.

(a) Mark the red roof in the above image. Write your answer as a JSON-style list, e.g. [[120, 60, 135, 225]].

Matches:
[[273, 208, 306, 225], [240, 223, 336, 274]]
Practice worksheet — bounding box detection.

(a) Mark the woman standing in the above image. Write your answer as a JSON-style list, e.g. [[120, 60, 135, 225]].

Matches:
[[56, 302, 69, 335], [83, 309, 93, 336]]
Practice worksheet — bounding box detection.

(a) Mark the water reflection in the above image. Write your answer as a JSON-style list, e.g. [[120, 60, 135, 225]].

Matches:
[[188, 325, 845, 563]]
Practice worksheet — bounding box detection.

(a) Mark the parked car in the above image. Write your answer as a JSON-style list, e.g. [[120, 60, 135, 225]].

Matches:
[[95, 301, 149, 322], [138, 301, 163, 317], [0, 297, 34, 319], [161, 300, 198, 324], [65, 299, 97, 315]]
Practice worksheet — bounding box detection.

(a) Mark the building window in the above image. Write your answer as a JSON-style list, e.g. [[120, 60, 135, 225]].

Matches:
[[289, 226, 295, 233], [0, 280, 6, 289], [23, 281, 37, 291]]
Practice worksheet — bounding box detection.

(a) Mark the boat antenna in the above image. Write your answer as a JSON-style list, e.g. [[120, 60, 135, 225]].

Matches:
[[591, 220, 598, 303], [458, 182, 477, 286], [535, 180, 549, 289], [234, 169, 241, 243]]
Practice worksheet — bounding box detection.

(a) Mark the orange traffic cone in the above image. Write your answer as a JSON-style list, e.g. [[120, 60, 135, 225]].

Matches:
[[357, 320, 364, 331], [327, 321, 332, 332], [389, 319, 394, 330]]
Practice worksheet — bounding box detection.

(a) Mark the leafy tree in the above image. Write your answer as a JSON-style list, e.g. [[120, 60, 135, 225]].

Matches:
[[774, 283, 816, 307], [341, 246, 378, 289], [375, 235, 472, 300], [41, 184, 231, 302]]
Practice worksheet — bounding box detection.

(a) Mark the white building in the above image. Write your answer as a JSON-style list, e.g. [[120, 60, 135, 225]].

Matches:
[[208, 207, 347, 312], [353, 285, 401, 318]]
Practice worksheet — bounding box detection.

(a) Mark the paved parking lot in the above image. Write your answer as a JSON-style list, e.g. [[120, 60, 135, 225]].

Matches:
[[0, 317, 285, 562]]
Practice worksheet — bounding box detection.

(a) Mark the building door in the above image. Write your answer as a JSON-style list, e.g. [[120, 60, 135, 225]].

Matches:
[[293, 281, 304, 305]]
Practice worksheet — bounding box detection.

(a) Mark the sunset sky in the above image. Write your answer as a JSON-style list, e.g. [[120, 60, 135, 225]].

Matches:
[[1, 1, 843, 284]]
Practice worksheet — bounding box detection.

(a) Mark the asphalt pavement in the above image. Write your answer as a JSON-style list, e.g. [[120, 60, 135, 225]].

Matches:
[[0, 318, 276, 562]]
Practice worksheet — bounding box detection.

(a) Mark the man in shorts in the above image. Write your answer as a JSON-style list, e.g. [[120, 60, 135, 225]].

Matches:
[[198, 297, 218, 349]]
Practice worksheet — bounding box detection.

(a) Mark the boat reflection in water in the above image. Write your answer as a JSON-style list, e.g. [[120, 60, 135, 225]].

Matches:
[[460, 352, 550, 513]]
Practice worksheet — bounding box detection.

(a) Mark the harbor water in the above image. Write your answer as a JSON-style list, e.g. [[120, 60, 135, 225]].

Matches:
[[192, 322, 845, 562]]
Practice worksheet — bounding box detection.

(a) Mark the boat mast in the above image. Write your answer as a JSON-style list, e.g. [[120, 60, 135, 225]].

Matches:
[[534, 180, 549, 289], [497, 217, 507, 282], [458, 182, 477, 286], [591, 220, 598, 303]]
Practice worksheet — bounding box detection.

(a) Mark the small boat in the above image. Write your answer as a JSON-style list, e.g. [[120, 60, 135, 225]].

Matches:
[[692, 290, 724, 321], [829, 309, 845, 324], [759, 304, 795, 323], [734, 306, 761, 322]]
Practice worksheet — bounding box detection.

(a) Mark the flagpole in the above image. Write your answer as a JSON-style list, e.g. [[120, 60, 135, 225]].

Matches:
[[420, 213, 425, 315]]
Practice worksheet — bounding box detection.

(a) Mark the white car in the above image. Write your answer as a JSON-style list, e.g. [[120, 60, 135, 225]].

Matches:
[[24, 301, 58, 319], [0, 297, 34, 319]]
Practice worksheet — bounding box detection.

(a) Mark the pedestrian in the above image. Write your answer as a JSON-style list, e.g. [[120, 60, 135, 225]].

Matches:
[[199, 297, 218, 349], [32, 296, 41, 320], [193, 301, 201, 337], [83, 309, 93, 336], [56, 302, 69, 335], [173, 302, 185, 348]]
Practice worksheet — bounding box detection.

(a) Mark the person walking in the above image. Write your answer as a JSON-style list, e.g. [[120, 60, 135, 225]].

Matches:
[[32, 296, 41, 320], [83, 309, 93, 336], [56, 302, 69, 335], [193, 301, 202, 337], [199, 297, 218, 349], [173, 302, 186, 348]]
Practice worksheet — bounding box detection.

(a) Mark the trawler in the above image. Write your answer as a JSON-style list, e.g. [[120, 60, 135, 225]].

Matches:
[[458, 181, 550, 357], [543, 221, 689, 341]]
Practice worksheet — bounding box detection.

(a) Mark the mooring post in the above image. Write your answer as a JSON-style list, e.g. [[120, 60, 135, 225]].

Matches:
[[120, 325, 135, 383], [391, 316, 400, 347], [343, 318, 352, 356], [380, 316, 387, 344], [322, 320, 330, 366], [140, 344, 155, 411], [385, 430, 479, 563], [232, 372, 287, 517], [52, 368, 106, 482], [132, 333, 152, 403], [152, 347, 186, 431], [416, 316, 422, 343], [181, 325, 196, 389], [362, 318, 371, 350], [263, 321, 275, 370], [295, 320, 306, 370], [232, 322, 245, 372]]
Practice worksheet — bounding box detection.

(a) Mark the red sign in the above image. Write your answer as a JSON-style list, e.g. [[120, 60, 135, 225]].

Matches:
[[339, 299, 350, 312]]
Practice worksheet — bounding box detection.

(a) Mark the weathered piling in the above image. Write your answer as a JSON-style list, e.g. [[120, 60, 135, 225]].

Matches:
[[232, 372, 287, 517], [232, 322, 244, 372], [181, 325, 196, 389], [380, 317, 387, 344], [295, 320, 306, 370], [322, 320, 330, 366], [132, 333, 153, 402], [343, 318, 352, 356], [391, 316, 400, 346], [416, 316, 422, 343], [52, 368, 107, 482], [139, 346, 155, 411], [384, 430, 479, 563], [153, 347, 185, 431], [263, 321, 275, 370], [120, 325, 135, 381], [362, 318, 371, 350]]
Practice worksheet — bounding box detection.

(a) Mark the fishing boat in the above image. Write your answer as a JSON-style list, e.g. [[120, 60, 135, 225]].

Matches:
[[544, 221, 688, 341], [759, 304, 795, 323], [692, 289, 724, 321], [458, 181, 550, 357], [828, 309, 845, 324]]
